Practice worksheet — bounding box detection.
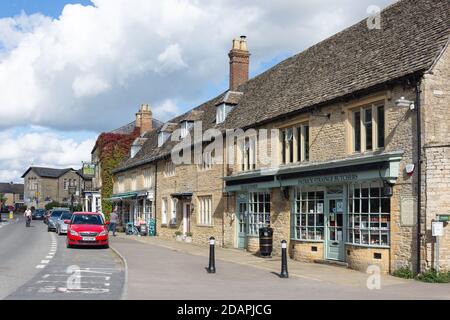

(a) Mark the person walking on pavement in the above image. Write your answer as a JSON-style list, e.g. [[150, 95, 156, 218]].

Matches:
[[24, 207, 32, 227], [109, 209, 119, 237]]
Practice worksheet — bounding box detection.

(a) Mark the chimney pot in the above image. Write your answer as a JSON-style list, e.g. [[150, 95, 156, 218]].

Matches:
[[229, 36, 250, 91]]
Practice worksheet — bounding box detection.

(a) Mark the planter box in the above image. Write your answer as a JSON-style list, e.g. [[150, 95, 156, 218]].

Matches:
[[184, 237, 193, 243], [175, 235, 183, 242]]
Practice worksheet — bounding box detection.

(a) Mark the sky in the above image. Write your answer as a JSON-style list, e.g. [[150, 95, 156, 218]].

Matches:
[[0, 0, 397, 182]]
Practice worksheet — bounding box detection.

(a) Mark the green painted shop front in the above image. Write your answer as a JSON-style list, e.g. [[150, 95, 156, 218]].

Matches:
[[225, 153, 402, 263]]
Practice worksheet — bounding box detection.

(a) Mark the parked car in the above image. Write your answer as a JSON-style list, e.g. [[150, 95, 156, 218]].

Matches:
[[32, 209, 46, 220], [47, 208, 70, 232], [56, 211, 73, 235], [66, 212, 109, 249]]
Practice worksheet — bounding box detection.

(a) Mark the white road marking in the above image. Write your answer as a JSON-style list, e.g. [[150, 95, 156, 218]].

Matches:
[[41, 260, 50, 264], [42, 274, 50, 279], [57, 287, 110, 294], [46, 256, 53, 259], [36, 265, 46, 269]]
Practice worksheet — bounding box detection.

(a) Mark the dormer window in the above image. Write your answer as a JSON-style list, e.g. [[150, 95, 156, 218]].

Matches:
[[158, 131, 170, 147], [216, 103, 234, 124], [180, 121, 194, 139]]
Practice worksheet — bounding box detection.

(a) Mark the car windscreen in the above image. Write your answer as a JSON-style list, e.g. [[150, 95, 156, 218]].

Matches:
[[51, 211, 66, 218], [72, 214, 104, 225], [35, 209, 45, 214], [60, 213, 72, 220]]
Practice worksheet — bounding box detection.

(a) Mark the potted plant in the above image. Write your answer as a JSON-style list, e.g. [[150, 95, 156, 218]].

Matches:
[[175, 231, 183, 241], [185, 232, 193, 243]]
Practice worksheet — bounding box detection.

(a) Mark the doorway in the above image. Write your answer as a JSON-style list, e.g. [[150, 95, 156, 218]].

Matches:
[[183, 202, 191, 235], [236, 194, 248, 249], [326, 197, 345, 261]]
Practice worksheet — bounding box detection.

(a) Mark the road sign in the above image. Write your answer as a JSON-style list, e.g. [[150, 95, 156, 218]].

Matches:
[[432, 221, 444, 237]]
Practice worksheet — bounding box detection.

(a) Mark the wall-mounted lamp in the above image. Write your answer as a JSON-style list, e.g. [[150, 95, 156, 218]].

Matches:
[[281, 187, 290, 200], [382, 180, 394, 197], [395, 97, 415, 110]]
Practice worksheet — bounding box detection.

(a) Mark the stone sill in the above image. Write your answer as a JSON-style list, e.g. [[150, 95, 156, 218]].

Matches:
[[291, 239, 324, 243], [345, 243, 390, 249], [196, 224, 214, 228]]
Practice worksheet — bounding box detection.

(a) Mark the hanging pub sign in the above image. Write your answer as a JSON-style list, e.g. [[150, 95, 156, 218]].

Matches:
[[82, 162, 95, 177]]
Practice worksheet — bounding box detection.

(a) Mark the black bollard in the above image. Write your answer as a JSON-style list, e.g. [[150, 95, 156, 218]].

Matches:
[[280, 240, 289, 278], [207, 237, 216, 274]]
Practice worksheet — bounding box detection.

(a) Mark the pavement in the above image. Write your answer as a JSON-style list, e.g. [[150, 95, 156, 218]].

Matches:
[[0, 214, 125, 300], [111, 233, 450, 300]]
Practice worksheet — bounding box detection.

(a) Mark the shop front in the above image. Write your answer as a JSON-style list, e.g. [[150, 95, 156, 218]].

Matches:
[[225, 152, 402, 272], [110, 191, 154, 228]]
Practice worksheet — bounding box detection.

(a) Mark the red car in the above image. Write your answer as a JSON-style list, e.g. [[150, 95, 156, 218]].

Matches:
[[66, 212, 109, 249]]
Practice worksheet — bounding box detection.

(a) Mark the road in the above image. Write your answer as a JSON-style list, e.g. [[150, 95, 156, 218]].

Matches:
[[0, 214, 125, 300]]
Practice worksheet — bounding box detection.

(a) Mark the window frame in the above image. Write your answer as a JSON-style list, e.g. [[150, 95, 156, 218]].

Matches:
[[161, 198, 168, 225], [247, 192, 271, 236], [197, 196, 213, 226], [349, 101, 385, 154], [347, 181, 391, 248], [292, 187, 325, 242], [280, 121, 310, 165]]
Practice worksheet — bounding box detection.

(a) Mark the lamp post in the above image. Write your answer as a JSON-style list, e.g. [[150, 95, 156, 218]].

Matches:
[[68, 186, 77, 212]]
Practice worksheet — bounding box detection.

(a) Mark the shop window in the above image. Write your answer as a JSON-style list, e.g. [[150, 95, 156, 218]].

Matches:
[[248, 192, 270, 236], [161, 198, 168, 225], [350, 103, 385, 153], [281, 122, 309, 165], [347, 181, 391, 247], [198, 196, 212, 226], [292, 188, 324, 241]]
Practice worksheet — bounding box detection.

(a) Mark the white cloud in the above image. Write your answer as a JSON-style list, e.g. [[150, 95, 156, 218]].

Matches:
[[0, 0, 396, 132], [0, 128, 95, 182]]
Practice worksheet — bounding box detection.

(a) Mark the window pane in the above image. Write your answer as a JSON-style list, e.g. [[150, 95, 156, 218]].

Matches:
[[281, 130, 286, 164], [354, 111, 361, 152], [377, 106, 385, 148], [304, 125, 310, 161], [364, 108, 373, 151]]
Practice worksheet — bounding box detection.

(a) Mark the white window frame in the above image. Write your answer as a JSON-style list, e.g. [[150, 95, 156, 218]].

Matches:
[[198, 196, 213, 226], [198, 151, 213, 171], [216, 103, 234, 124], [158, 131, 170, 147], [239, 136, 257, 172], [161, 198, 168, 225], [170, 198, 178, 225], [248, 192, 271, 236], [164, 161, 176, 177], [143, 169, 153, 189]]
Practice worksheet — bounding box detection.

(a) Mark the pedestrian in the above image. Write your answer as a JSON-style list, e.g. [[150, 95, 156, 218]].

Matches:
[[109, 209, 119, 237], [24, 207, 32, 227]]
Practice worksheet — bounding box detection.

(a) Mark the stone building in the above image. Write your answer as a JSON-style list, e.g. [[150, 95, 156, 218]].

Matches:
[[86, 105, 162, 213], [22, 167, 92, 209], [112, 0, 450, 274], [0, 182, 24, 209]]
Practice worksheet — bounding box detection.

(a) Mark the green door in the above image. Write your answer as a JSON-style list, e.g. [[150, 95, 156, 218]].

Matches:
[[326, 198, 345, 261], [237, 195, 248, 249]]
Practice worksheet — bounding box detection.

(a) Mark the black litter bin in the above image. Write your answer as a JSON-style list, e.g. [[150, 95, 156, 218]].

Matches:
[[259, 227, 274, 257]]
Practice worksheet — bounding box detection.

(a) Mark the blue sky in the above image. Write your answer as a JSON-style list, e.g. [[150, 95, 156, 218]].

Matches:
[[0, 0, 396, 182], [0, 0, 92, 18]]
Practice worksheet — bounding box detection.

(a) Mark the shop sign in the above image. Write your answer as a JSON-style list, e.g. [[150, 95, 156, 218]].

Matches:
[[432, 221, 444, 237], [297, 174, 358, 186], [82, 163, 95, 177], [438, 215, 450, 222]]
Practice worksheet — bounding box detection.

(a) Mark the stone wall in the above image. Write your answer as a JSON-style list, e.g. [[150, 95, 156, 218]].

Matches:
[[346, 245, 390, 274], [422, 43, 450, 271], [291, 241, 324, 262]]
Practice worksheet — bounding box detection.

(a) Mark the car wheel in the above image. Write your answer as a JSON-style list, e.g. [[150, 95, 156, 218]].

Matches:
[[47, 227, 51, 232], [67, 243, 72, 249]]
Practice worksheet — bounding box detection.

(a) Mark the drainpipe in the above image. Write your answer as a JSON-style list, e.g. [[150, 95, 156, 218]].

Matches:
[[415, 81, 422, 275], [154, 162, 158, 236]]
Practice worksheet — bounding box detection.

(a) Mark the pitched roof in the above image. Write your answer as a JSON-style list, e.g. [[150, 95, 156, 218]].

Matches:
[[21, 167, 73, 179], [223, 0, 450, 129], [0, 183, 24, 194], [114, 0, 450, 173], [109, 118, 164, 135]]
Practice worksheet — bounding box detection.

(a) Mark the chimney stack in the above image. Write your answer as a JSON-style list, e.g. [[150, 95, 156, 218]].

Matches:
[[228, 35, 250, 91], [136, 104, 153, 135]]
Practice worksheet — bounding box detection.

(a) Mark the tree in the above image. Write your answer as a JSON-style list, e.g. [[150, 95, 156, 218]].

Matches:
[[0, 193, 8, 212]]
